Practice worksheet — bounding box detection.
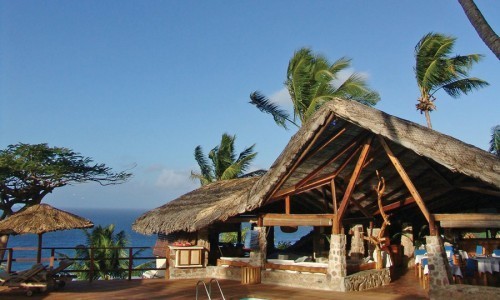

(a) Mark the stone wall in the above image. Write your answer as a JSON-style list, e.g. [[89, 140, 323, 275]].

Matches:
[[343, 269, 391, 291], [261, 269, 329, 290], [207, 266, 241, 281], [168, 266, 208, 279], [430, 285, 500, 300]]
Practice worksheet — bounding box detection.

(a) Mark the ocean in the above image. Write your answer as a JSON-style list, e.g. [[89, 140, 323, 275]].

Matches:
[[4, 208, 311, 271]]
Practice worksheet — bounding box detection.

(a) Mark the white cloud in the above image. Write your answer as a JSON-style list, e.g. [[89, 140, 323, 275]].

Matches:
[[269, 87, 292, 107], [155, 169, 197, 190]]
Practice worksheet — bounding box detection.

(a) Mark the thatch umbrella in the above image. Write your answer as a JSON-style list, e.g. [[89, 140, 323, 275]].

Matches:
[[0, 203, 94, 263]]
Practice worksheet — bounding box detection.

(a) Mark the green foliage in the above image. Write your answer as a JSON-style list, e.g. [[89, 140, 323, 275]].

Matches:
[[72, 225, 150, 280], [276, 241, 292, 250], [191, 134, 257, 186], [489, 125, 500, 157], [0, 143, 132, 219], [220, 227, 249, 244], [250, 47, 380, 129], [414, 32, 489, 128]]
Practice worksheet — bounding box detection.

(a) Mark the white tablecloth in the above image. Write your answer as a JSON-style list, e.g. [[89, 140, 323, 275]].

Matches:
[[474, 257, 500, 274]]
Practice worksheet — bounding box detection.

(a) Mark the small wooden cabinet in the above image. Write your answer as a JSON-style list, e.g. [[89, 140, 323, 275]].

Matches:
[[169, 246, 205, 268]]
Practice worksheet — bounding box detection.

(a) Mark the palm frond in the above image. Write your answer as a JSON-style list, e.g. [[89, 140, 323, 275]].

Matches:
[[249, 91, 297, 129], [490, 125, 500, 157], [333, 73, 380, 105], [441, 78, 489, 97], [193, 146, 212, 180]]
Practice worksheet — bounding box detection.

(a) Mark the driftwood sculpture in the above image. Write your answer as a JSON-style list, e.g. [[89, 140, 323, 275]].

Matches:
[[364, 171, 391, 269]]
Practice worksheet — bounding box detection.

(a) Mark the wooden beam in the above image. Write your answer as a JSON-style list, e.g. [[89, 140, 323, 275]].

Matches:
[[434, 213, 500, 228], [378, 136, 436, 234], [459, 186, 500, 197], [285, 195, 290, 214], [331, 179, 340, 234], [269, 113, 335, 200], [374, 197, 416, 215], [337, 135, 373, 222], [262, 213, 335, 227]]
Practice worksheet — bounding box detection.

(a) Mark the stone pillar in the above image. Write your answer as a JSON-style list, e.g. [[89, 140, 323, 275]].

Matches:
[[249, 226, 267, 267], [348, 225, 364, 260], [425, 235, 453, 289], [327, 234, 347, 291]]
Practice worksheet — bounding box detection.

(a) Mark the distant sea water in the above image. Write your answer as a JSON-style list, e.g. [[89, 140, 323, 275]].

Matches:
[[5, 208, 311, 271]]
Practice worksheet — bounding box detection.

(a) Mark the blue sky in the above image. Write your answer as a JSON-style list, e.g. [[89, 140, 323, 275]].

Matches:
[[1, 1, 499, 210]]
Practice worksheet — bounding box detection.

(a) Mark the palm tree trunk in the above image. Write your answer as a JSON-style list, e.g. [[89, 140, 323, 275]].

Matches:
[[424, 111, 433, 129], [458, 0, 500, 59]]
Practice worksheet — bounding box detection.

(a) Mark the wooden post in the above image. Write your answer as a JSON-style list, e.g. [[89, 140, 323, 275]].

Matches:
[[89, 247, 94, 282], [37, 233, 43, 264], [285, 195, 290, 214], [165, 247, 170, 280], [128, 247, 133, 280], [7, 248, 12, 273], [50, 248, 55, 268], [378, 136, 436, 235]]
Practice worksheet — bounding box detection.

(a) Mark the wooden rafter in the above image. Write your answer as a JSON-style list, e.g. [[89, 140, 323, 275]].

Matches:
[[271, 143, 362, 200], [378, 136, 436, 234], [269, 113, 335, 200], [459, 186, 500, 197], [295, 135, 362, 189], [337, 135, 373, 222], [416, 155, 454, 188], [334, 179, 372, 218]]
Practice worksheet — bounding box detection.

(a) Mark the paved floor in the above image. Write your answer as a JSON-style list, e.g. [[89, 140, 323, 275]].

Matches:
[[0, 269, 429, 299]]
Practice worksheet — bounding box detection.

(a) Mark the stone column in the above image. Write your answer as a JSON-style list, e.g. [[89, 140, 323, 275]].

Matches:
[[249, 226, 267, 267], [327, 234, 347, 291], [425, 235, 453, 289]]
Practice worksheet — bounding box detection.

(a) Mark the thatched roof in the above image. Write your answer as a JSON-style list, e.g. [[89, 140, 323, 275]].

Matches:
[[0, 203, 94, 235], [134, 98, 499, 235], [247, 98, 500, 218], [133, 176, 260, 235]]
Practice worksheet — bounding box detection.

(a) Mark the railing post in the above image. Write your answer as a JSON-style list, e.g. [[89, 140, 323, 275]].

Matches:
[[89, 247, 94, 283], [50, 248, 55, 268], [128, 247, 133, 280], [7, 248, 13, 273]]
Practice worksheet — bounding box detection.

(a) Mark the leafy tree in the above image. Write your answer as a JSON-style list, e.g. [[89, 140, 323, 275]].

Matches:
[[191, 133, 257, 186], [457, 0, 500, 59], [489, 125, 500, 157], [0, 143, 131, 219], [414, 33, 489, 128], [0, 143, 132, 256], [72, 224, 150, 280], [250, 47, 380, 129]]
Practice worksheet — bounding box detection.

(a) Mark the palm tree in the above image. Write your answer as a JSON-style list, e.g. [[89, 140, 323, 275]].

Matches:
[[414, 32, 489, 128], [489, 125, 500, 157], [72, 224, 149, 280], [250, 47, 380, 129], [457, 0, 500, 59], [191, 133, 257, 186]]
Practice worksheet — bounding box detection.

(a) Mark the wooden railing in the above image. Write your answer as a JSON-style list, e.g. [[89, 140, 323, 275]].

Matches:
[[0, 246, 164, 282]]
